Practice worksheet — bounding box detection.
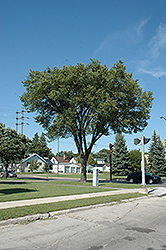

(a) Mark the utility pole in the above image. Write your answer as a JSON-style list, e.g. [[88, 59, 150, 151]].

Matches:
[[109, 143, 114, 182], [16, 109, 29, 134], [16, 109, 29, 173], [57, 137, 59, 177], [16, 109, 18, 132], [21, 109, 24, 134]]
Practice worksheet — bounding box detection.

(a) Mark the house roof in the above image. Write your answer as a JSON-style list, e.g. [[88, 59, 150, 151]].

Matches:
[[23, 153, 47, 164], [94, 158, 105, 161], [96, 163, 109, 167], [54, 156, 69, 163]]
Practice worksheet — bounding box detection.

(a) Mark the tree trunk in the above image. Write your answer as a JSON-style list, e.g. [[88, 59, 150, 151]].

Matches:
[[79, 154, 87, 182], [4, 164, 8, 179], [80, 168, 86, 182]]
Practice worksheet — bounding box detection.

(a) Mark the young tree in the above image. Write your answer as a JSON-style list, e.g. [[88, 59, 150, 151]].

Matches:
[[148, 131, 166, 176], [20, 59, 153, 182], [28, 132, 53, 159], [88, 154, 97, 166], [0, 123, 28, 178], [43, 162, 49, 172], [112, 133, 131, 176], [128, 149, 141, 172], [29, 159, 40, 172]]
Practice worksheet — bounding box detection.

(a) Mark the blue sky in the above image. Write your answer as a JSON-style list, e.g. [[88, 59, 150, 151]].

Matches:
[[0, 0, 166, 155]]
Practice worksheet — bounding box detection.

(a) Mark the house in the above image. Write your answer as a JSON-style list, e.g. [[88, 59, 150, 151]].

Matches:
[[70, 157, 77, 164], [50, 156, 81, 173], [95, 163, 110, 172], [95, 158, 105, 164], [86, 164, 93, 173], [22, 153, 52, 172], [94, 158, 110, 172]]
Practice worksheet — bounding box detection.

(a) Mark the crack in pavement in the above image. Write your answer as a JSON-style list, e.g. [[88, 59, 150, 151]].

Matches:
[[113, 202, 139, 223]]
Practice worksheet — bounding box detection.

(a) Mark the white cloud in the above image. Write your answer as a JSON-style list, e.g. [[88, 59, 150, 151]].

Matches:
[[135, 18, 150, 37], [93, 19, 149, 58], [139, 65, 166, 78], [93, 35, 111, 57], [149, 22, 166, 57], [137, 22, 166, 78]]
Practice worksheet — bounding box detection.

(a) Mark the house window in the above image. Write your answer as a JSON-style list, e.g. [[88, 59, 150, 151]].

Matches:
[[76, 167, 81, 173], [71, 167, 75, 173], [65, 166, 70, 173]]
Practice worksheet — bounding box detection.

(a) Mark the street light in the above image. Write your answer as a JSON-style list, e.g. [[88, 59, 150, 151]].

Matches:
[[160, 116, 166, 121], [134, 135, 150, 194], [160, 116, 166, 148]]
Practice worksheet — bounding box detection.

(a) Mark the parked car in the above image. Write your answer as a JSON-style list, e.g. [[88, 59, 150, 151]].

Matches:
[[0, 171, 4, 178], [8, 171, 17, 178], [126, 171, 162, 184], [0, 171, 8, 178]]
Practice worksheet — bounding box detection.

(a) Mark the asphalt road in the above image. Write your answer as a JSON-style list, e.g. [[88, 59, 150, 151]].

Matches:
[[0, 195, 165, 250], [16, 174, 166, 187]]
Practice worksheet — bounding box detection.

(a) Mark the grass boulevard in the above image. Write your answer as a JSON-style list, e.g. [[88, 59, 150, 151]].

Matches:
[[0, 173, 155, 221]]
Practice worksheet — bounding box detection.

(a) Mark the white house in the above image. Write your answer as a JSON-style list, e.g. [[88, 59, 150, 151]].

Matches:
[[95, 158, 105, 164], [50, 156, 81, 174], [94, 158, 110, 172], [95, 163, 110, 172], [70, 157, 77, 164]]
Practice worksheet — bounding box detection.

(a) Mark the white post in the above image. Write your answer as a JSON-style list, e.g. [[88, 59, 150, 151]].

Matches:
[[141, 135, 145, 187], [140, 135, 148, 194], [93, 168, 99, 186]]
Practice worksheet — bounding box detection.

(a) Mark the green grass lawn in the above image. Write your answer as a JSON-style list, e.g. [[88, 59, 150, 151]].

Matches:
[[0, 171, 164, 223], [0, 193, 145, 221], [0, 175, 150, 204], [0, 178, 149, 221], [0, 181, 117, 202]]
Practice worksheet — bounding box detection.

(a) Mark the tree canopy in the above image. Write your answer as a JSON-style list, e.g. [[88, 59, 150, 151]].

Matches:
[[148, 131, 166, 176], [128, 149, 141, 172], [0, 123, 28, 178], [27, 132, 53, 159], [112, 133, 131, 176], [93, 148, 110, 163], [57, 150, 75, 161], [20, 59, 153, 182]]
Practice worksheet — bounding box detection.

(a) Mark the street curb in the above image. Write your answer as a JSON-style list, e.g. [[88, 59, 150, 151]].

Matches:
[[0, 195, 151, 227]]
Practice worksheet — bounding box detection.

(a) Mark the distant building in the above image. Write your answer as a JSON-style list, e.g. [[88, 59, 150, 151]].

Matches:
[[94, 158, 110, 172], [22, 153, 52, 172], [50, 156, 81, 173], [95, 158, 105, 164]]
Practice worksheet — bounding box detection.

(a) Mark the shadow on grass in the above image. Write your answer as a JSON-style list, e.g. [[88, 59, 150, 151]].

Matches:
[[0, 188, 37, 195], [0, 181, 26, 185]]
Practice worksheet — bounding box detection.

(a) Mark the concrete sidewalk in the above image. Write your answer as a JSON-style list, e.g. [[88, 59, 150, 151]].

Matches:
[[0, 187, 166, 210]]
